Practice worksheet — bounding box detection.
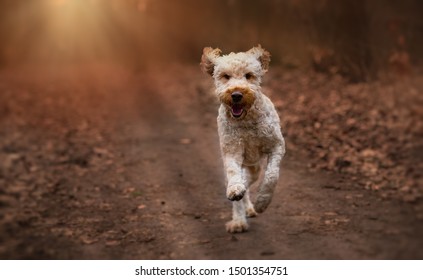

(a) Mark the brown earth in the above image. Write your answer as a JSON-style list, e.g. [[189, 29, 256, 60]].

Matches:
[[0, 64, 422, 259]]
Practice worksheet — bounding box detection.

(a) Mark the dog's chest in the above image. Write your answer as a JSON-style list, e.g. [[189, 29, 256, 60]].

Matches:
[[241, 126, 275, 161], [219, 120, 279, 164]]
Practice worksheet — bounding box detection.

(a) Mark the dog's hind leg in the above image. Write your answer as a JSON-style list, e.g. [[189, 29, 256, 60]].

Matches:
[[226, 201, 248, 233], [243, 190, 257, 218], [242, 164, 261, 217]]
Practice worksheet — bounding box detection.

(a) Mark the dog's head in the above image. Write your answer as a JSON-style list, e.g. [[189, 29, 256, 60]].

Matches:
[[200, 45, 270, 119]]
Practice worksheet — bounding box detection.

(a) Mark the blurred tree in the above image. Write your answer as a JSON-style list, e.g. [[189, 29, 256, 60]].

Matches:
[[0, 0, 422, 81]]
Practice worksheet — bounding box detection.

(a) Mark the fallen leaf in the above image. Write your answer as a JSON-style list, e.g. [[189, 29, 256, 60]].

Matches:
[[179, 138, 192, 144]]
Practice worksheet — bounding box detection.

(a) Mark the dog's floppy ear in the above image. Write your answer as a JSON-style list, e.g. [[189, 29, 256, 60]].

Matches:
[[201, 47, 222, 76], [248, 45, 271, 72]]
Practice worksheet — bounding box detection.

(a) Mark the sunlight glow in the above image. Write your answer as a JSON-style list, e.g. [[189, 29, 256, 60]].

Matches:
[[37, 0, 138, 63], [50, 0, 69, 6]]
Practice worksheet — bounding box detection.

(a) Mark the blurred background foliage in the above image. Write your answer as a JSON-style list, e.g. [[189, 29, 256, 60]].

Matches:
[[0, 0, 422, 81]]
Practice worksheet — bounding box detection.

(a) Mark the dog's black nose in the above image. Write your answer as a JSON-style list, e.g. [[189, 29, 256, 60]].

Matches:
[[231, 92, 243, 103]]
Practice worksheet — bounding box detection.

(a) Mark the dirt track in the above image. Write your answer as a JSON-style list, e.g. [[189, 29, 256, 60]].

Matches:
[[0, 64, 422, 259]]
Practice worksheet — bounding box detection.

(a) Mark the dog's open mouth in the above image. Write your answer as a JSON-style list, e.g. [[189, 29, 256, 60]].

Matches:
[[231, 104, 244, 118]]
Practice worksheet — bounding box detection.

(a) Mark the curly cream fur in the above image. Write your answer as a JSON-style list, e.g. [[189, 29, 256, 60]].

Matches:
[[201, 46, 286, 233]]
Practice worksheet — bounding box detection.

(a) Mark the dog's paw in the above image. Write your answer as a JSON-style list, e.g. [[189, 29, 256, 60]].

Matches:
[[246, 207, 258, 218], [226, 219, 249, 233], [226, 183, 246, 201], [254, 194, 272, 213]]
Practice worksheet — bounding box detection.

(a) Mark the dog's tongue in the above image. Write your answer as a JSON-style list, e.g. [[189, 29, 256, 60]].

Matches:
[[231, 104, 243, 117]]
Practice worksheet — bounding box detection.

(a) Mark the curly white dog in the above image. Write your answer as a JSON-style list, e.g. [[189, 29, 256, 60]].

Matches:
[[201, 45, 286, 233]]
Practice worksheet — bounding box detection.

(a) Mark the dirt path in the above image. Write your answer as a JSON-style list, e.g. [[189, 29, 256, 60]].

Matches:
[[0, 64, 421, 259]]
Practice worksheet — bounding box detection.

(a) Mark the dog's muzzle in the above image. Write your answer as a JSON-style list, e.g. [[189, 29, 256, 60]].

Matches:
[[231, 91, 244, 118], [231, 91, 243, 103]]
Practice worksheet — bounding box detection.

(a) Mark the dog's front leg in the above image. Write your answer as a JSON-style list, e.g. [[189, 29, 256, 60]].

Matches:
[[223, 154, 246, 201], [223, 152, 249, 233], [254, 144, 285, 213]]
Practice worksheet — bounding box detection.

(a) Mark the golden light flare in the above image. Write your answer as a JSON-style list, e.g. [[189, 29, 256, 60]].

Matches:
[[49, 0, 69, 7], [42, 0, 112, 61], [2, 0, 152, 65]]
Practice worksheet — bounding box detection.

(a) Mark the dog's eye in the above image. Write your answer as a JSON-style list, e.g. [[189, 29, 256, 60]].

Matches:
[[245, 73, 254, 80], [221, 74, 231, 80]]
